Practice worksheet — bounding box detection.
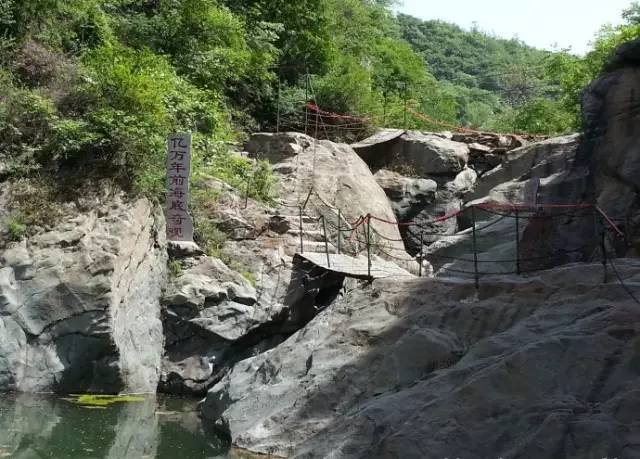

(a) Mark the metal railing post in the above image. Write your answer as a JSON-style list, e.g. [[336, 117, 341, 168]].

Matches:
[[244, 174, 251, 209], [304, 72, 310, 135], [276, 76, 281, 134], [337, 209, 342, 255], [515, 208, 521, 275], [419, 230, 424, 277], [298, 206, 304, 254], [366, 215, 372, 280], [471, 206, 480, 289], [601, 229, 608, 283], [321, 215, 331, 268]]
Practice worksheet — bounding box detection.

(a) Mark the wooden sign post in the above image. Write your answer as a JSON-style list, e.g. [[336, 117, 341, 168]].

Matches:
[[166, 133, 194, 241]]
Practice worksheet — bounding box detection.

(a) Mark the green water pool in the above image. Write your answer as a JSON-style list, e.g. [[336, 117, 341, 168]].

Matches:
[[0, 393, 229, 458]]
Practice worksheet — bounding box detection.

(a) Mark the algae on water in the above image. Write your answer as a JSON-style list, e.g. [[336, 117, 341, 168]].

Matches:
[[62, 394, 146, 408]]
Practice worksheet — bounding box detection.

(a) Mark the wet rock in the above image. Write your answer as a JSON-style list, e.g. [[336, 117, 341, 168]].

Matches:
[[0, 192, 166, 393]]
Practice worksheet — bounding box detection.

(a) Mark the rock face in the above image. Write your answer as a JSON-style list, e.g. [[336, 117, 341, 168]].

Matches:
[[581, 37, 640, 255], [202, 261, 640, 458], [353, 130, 470, 176], [373, 169, 437, 219], [160, 243, 349, 395], [0, 192, 166, 393], [158, 134, 420, 395], [466, 134, 583, 205], [246, 132, 409, 261], [355, 131, 481, 254], [160, 255, 266, 394]]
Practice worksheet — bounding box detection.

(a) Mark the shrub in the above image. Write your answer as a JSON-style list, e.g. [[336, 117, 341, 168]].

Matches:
[[168, 259, 183, 278], [194, 219, 228, 258], [12, 40, 65, 88], [6, 214, 28, 241], [242, 270, 257, 286], [0, 85, 56, 161]]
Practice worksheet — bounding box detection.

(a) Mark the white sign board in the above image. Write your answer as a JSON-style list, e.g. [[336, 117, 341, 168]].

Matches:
[[166, 133, 194, 241]]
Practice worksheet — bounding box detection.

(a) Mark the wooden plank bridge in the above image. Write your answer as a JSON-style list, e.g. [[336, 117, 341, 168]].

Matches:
[[295, 252, 414, 280]]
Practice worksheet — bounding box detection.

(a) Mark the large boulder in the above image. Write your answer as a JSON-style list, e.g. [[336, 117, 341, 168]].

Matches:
[[202, 261, 640, 458], [353, 130, 470, 177], [0, 191, 166, 394], [160, 255, 278, 395], [409, 134, 591, 275], [465, 134, 583, 204], [580, 37, 640, 254], [373, 169, 437, 218], [373, 167, 478, 255], [246, 132, 409, 261], [160, 249, 349, 395]]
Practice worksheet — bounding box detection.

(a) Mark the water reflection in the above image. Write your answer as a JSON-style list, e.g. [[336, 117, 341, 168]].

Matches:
[[0, 394, 228, 458]]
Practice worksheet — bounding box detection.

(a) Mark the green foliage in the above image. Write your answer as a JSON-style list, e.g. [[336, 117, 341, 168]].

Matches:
[[0, 82, 56, 161], [242, 270, 257, 286], [545, 21, 640, 131], [6, 215, 28, 242], [195, 219, 228, 258], [509, 98, 573, 135], [623, 2, 640, 25], [5, 0, 640, 209], [398, 15, 552, 93], [168, 259, 183, 278], [396, 14, 566, 133]]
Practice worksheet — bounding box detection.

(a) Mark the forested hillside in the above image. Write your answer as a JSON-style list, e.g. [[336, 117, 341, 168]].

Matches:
[[397, 14, 561, 131], [398, 5, 640, 135], [1, 0, 640, 202]]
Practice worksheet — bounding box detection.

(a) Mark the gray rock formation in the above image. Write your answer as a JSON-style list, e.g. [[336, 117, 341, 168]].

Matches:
[[353, 130, 470, 176], [160, 247, 350, 395], [202, 261, 640, 458], [246, 132, 410, 262], [581, 37, 640, 255], [160, 254, 283, 395], [373, 169, 437, 219], [0, 192, 166, 393], [354, 131, 507, 255], [466, 133, 583, 204]]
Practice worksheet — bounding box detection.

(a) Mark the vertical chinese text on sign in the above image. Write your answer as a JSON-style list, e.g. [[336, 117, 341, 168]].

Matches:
[[166, 133, 194, 241]]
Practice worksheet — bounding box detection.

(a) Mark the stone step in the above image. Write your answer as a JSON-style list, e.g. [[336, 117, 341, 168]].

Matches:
[[288, 229, 326, 241], [300, 241, 339, 254], [274, 214, 319, 224]]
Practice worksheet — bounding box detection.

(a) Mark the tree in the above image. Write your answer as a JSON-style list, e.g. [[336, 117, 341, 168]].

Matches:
[[623, 2, 640, 25]]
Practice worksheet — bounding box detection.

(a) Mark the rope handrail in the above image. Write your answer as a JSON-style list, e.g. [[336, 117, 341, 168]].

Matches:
[[265, 95, 628, 283], [596, 205, 625, 238]]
